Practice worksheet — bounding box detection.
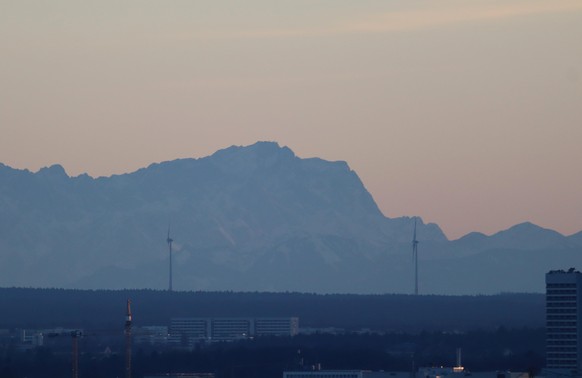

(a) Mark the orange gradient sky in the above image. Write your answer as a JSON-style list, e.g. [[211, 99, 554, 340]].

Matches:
[[1, 0, 581, 239]]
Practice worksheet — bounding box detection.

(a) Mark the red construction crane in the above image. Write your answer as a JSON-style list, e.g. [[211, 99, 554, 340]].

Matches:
[[71, 330, 82, 378], [45, 300, 135, 378], [125, 299, 132, 378]]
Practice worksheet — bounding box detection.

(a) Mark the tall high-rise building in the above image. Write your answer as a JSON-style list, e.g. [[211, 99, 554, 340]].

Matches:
[[546, 269, 582, 375]]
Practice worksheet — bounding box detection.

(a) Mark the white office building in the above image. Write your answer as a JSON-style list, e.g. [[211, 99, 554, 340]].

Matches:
[[169, 317, 298, 347]]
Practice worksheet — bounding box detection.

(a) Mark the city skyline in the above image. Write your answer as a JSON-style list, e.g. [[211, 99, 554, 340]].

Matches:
[[1, 0, 581, 239]]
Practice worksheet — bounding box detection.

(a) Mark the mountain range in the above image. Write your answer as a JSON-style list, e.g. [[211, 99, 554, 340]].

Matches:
[[0, 141, 580, 294]]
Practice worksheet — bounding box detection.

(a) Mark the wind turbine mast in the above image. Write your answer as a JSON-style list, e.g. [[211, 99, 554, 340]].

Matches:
[[167, 224, 173, 292], [412, 217, 419, 295]]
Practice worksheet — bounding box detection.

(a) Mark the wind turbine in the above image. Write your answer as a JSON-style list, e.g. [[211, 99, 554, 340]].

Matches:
[[412, 217, 419, 295], [167, 224, 173, 292]]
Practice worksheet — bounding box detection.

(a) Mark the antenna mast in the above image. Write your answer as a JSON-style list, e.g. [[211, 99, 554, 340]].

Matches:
[[167, 224, 173, 292], [125, 299, 132, 378], [412, 217, 419, 295]]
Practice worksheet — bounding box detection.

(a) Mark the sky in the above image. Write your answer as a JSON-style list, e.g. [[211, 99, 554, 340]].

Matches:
[[1, 1, 581, 240]]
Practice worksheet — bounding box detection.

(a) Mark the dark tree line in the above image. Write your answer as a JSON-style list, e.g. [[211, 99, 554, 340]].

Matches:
[[0, 288, 544, 331]]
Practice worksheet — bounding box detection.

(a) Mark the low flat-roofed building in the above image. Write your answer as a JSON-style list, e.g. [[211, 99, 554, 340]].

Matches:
[[169, 317, 298, 346], [283, 371, 395, 378], [255, 317, 299, 336], [211, 318, 252, 342], [169, 318, 211, 347], [135, 326, 169, 346], [144, 373, 214, 378]]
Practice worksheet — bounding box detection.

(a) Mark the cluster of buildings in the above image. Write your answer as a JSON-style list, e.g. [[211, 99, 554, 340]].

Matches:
[[167, 317, 299, 347], [0, 327, 84, 350], [2, 317, 299, 350], [135, 316, 300, 348]]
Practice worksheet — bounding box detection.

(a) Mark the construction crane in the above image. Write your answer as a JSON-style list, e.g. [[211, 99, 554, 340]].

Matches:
[[125, 299, 132, 378], [47, 299, 133, 378], [167, 224, 174, 292], [46, 329, 83, 378], [71, 330, 83, 378]]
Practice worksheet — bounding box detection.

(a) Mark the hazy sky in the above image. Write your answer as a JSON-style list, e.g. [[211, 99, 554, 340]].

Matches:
[[1, 1, 581, 239]]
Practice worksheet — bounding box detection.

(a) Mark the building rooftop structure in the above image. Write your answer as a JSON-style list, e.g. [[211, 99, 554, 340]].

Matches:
[[283, 371, 530, 378]]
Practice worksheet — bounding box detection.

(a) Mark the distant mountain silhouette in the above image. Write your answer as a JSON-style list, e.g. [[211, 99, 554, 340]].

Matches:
[[0, 142, 580, 294], [452, 222, 578, 254]]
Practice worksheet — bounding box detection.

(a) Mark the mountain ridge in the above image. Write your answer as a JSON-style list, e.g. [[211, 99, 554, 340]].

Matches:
[[0, 141, 580, 294]]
